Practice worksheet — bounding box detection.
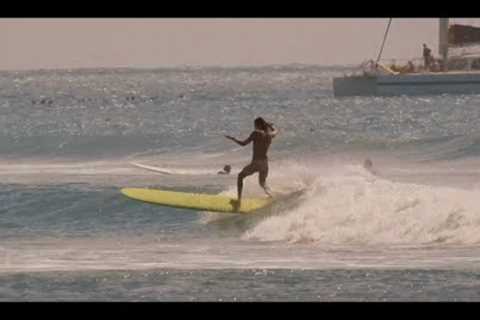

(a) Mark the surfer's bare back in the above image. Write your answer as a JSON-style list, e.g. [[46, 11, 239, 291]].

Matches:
[[225, 117, 278, 209]]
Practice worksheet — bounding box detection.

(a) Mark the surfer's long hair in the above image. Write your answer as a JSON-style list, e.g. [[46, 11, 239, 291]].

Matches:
[[254, 117, 268, 132]]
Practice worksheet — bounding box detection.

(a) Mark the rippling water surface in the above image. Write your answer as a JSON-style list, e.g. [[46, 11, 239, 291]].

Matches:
[[2, 65, 480, 300]]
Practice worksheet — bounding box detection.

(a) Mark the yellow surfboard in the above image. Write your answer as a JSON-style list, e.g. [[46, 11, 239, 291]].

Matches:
[[121, 188, 273, 214]]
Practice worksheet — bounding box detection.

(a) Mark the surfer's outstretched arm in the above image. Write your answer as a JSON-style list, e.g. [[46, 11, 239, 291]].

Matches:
[[225, 132, 255, 146]]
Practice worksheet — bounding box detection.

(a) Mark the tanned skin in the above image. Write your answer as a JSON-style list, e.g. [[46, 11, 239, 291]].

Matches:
[[225, 117, 278, 210]]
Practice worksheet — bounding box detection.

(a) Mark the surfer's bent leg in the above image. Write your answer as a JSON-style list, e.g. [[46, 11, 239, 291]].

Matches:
[[237, 163, 257, 202], [258, 161, 271, 197]]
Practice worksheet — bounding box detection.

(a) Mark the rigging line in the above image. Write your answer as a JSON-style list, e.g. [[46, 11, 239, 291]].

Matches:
[[376, 18, 393, 64]]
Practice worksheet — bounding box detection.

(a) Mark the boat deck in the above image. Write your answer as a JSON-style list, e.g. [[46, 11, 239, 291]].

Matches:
[[396, 70, 480, 77]]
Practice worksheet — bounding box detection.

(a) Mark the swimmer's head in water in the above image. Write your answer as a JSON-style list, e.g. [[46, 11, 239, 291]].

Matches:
[[364, 158, 373, 169], [224, 165, 231, 173]]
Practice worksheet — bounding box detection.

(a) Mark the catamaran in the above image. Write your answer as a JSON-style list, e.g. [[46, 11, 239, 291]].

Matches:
[[333, 18, 480, 97]]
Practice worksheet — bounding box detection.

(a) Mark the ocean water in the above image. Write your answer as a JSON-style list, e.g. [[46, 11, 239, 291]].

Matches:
[[2, 65, 480, 301]]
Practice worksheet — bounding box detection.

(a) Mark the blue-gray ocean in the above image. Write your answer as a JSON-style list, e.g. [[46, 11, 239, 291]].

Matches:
[[2, 65, 480, 301]]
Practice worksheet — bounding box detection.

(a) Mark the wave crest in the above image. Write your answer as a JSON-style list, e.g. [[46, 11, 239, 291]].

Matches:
[[244, 164, 480, 246]]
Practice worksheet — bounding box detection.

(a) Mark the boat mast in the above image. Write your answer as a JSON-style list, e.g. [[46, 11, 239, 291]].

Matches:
[[439, 18, 449, 71], [376, 18, 393, 64]]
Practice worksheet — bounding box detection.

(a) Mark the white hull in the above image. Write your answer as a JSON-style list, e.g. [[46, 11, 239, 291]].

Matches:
[[333, 72, 480, 97]]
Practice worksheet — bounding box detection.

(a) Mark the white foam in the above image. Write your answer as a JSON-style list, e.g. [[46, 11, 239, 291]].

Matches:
[[2, 236, 480, 273], [243, 163, 480, 246], [0, 160, 132, 175], [130, 161, 237, 176]]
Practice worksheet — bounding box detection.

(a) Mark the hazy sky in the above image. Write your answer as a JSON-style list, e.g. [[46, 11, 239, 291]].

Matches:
[[1, 18, 441, 71]]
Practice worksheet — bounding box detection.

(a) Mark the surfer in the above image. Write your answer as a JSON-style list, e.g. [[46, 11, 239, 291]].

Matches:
[[225, 117, 278, 210]]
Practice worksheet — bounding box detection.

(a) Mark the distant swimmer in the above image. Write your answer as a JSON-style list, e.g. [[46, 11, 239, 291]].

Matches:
[[363, 158, 378, 176], [217, 165, 232, 175], [225, 117, 278, 210]]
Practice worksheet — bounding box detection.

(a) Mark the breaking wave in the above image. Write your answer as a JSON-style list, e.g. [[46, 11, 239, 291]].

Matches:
[[244, 163, 480, 246]]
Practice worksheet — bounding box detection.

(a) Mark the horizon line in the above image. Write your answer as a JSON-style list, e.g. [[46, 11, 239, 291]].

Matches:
[[0, 62, 356, 73]]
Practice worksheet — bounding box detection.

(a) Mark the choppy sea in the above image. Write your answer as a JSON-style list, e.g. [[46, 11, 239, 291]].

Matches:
[[2, 65, 480, 301]]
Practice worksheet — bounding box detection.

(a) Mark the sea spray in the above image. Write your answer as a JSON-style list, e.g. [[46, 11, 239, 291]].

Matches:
[[244, 164, 480, 245]]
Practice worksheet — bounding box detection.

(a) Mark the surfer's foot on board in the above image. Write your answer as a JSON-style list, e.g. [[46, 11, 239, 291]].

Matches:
[[230, 199, 241, 212], [263, 187, 273, 198]]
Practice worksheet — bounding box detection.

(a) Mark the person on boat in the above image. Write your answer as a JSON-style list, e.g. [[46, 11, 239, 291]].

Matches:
[[225, 117, 278, 209], [217, 165, 232, 175], [405, 60, 415, 73], [423, 44, 433, 70]]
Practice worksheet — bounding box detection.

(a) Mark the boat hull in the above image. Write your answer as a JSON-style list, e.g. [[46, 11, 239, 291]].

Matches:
[[333, 72, 480, 97]]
